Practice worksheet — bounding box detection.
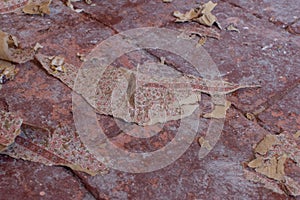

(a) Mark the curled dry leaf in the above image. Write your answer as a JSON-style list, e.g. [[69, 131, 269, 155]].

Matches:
[[226, 23, 240, 32], [0, 60, 19, 84], [245, 112, 255, 121], [0, 110, 22, 152], [198, 137, 212, 150], [245, 132, 300, 196], [22, 0, 52, 15], [0, 30, 34, 63], [197, 35, 207, 46], [50, 56, 66, 73], [173, 1, 219, 27], [85, 0, 92, 4], [203, 100, 231, 119], [254, 134, 279, 155], [33, 42, 43, 52], [66, 0, 84, 13]]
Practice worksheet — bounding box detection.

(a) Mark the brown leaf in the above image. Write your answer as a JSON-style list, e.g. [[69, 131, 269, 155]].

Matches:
[[254, 134, 279, 155], [226, 23, 240, 33], [203, 100, 231, 119], [0, 60, 18, 84], [0, 30, 34, 63], [254, 155, 286, 181], [245, 132, 300, 196], [173, 1, 219, 27], [173, 8, 200, 22], [198, 137, 212, 150], [22, 0, 52, 15]]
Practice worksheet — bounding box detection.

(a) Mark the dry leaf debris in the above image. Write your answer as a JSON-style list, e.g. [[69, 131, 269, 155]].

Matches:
[[22, 0, 52, 15], [173, 1, 219, 27], [203, 100, 231, 119], [0, 60, 19, 84], [66, 0, 93, 12], [198, 137, 212, 150], [245, 132, 300, 196], [49, 56, 66, 73], [0, 30, 35, 64], [226, 23, 240, 33]]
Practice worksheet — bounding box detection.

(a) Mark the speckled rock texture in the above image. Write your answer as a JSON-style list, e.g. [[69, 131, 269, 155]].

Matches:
[[0, 0, 299, 199]]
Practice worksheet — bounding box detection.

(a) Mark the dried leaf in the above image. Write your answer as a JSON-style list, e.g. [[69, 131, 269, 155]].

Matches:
[[173, 1, 219, 27], [254, 134, 279, 155], [248, 156, 264, 168], [197, 35, 207, 46], [85, 0, 92, 4], [226, 23, 240, 33], [0, 110, 22, 152], [0, 60, 18, 84], [35, 54, 77, 88], [198, 137, 212, 150], [162, 0, 172, 2], [66, 0, 84, 13], [0, 30, 34, 63], [33, 42, 43, 51], [253, 155, 286, 181], [245, 132, 300, 196], [173, 9, 200, 22], [245, 112, 255, 121], [76, 52, 86, 62], [195, 12, 216, 27], [22, 0, 52, 15], [203, 100, 231, 119]]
